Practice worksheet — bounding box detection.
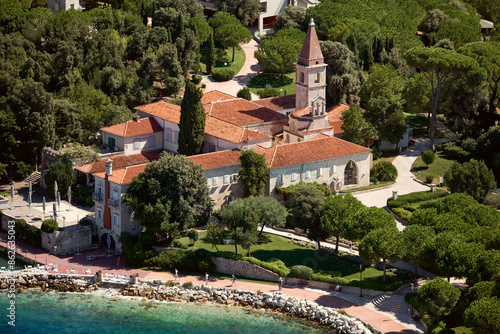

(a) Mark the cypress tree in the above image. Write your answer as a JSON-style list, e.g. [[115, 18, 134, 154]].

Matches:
[[363, 43, 374, 71], [151, 1, 156, 24], [176, 12, 184, 41], [141, 0, 147, 26], [206, 31, 215, 75], [178, 81, 205, 156]]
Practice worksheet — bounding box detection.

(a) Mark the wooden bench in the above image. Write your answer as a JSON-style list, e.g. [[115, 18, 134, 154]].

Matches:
[[298, 280, 309, 287]]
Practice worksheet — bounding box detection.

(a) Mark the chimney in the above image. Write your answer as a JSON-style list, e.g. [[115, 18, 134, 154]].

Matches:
[[106, 159, 113, 176], [135, 115, 140, 122]]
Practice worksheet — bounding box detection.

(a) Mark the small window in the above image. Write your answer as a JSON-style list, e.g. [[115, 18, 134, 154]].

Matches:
[[223, 175, 229, 184], [166, 128, 172, 141], [317, 167, 322, 177], [97, 208, 102, 220], [112, 214, 119, 226], [300, 72, 305, 83], [113, 191, 119, 201], [331, 165, 336, 174], [207, 178, 211, 186], [231, 174, 238, 183], [316, 72, 320, 83], [97, 186, 103, 195], [134, 138, 140, 149], [174, 131, 179, 143], [277, 174, 283, 185], [148, 136, 155, 147], [212, 177, 218, 186], [291, 173, 297, 182], [305, 170, 311, 179]]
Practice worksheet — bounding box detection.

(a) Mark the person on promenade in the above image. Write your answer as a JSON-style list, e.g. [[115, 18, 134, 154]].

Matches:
[[232, 274, 236, 287], [174, 269, 179, 281], [348, 242, 352, 253], [205, 272, 209, 284], [278, 277, 282, 291]]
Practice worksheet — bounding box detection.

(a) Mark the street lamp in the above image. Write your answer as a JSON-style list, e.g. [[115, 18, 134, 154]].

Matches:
[[359, 263, 363, 297]]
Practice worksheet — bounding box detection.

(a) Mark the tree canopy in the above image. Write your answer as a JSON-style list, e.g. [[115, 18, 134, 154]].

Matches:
[[178, 81, 205, 156], [417, 277, 461, 322], [444, 159, 497, 202], [238, 150, 269, 197], [122, 152, 210, 242], [213, 0, 260, 26], [209, 12, 251, 62]]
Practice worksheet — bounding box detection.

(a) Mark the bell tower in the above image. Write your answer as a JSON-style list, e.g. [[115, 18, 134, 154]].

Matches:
[[295, 18, 327, 111]]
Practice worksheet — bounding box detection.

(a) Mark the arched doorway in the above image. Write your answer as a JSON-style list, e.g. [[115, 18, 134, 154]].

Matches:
[[344, 160, 358, 185], [101, 233, 116, 250]]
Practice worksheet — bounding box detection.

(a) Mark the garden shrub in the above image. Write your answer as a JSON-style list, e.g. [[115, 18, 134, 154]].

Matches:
[[201, 83, 206, 88], [187, 229, 199, 244], [371, 161, 398, 182], [442, 144, 470, 162], [311, 273, 349, 285], [211, 68, 235, 82], [391, 207, 412, 222], [422, 150, 436, 165], [387, 190, 449, 209], [426, 174, 434, 183], [237, 87, 252, 101], [371, 146, 382, 160], [165, 280, 178, 287], [172, 239, 188, 249], [124, 243, 156, 267], [256, 87, 280, 98], [41, 219, 58, 233], [288, 265, 313, 280], [191, 75, 202, 84]]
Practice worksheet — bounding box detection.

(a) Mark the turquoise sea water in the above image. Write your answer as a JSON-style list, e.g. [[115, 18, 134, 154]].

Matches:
[[0, 290, 335, 334]]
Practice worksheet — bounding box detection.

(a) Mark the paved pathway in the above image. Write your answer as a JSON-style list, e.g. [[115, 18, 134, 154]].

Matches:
[[202, 38, 261, 100], [353, 138, 430, 212], [2, 233, 419, 334]]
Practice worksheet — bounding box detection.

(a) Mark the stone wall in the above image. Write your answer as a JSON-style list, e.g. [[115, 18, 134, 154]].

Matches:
[[212, 257, 279, 282], [41, 226, 92, 255], [285, 277, 384, 297]]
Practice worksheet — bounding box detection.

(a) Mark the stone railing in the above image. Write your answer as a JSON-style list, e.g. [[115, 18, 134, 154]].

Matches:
[[108, 199, 120, 209], [92, 193, 103, 203]]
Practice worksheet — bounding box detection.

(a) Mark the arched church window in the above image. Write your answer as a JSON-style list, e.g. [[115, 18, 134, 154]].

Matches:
[[300, 72, 304, 83], [344, 160, 357, 185]]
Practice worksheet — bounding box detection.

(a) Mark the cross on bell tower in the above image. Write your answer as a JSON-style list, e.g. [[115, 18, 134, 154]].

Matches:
[[295, 18, 327, 111]]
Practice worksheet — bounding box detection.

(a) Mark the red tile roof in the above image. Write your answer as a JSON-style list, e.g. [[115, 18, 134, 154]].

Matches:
[[253, 95, 296, 111], [253, 137, 371, 169], [201, 90, 236, 105], [187, 149, 242, 170], [94, 164, 147, 185], [326, 104, 350, 134], [135, 100, 181, 123], [298, 19, 324, 66], [101, 117, 163, 137], [207, 99, 287, 126], [75, 151, 161, 174]]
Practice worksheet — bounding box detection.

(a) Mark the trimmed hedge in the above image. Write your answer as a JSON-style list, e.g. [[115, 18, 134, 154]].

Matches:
[[371, 161, 398, 182], [256, 88, 280, 98], [391, 207, 413, 222], [145, 249, 216, 273], [191, 75, 202, 84], [422, 150, 436, 165], [387, 189, 449, 209], [211, 68, 235, 82], [288, 265, 313, 280], [237, 87, 252, 101]]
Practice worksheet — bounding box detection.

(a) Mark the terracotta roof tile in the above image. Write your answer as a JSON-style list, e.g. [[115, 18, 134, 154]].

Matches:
[[298, 19, 324, 66], [201, 90, 236, 104], [187, 149, 242, 170], [135, 100, 181, 123], [75, 151, 161, 174], [101, 117, 163, 137], [326, 104, 361, 135], [253, 95, 296, 111], [94, 164, 147, 185], [253, 137, 371, 169], [208, 99, 287, 126]]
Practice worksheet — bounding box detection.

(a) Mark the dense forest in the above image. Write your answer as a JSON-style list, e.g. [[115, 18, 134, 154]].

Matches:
[[0, 0, 499, 182]]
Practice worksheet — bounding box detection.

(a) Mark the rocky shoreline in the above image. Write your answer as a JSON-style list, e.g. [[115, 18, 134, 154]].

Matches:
[[1, 272, 375, 334]]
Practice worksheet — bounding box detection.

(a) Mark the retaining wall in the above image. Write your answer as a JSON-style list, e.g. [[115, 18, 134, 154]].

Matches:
[[212, 257, 279, 282]]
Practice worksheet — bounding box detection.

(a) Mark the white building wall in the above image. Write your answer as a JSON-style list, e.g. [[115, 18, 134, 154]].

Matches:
[[123, 132, 162, 155]]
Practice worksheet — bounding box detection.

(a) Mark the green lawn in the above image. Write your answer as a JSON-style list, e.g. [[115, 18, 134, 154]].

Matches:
[[340, 181, 396, 193], [411, 152, 456, 184], [200, 45, 245, 76], [178, 232, 405, 291], [247, 72, 296, 96]]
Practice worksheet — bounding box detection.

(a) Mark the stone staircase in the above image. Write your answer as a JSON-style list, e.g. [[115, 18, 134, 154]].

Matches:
[[24, 171, 41, 185], [371, 287, 413, 314]]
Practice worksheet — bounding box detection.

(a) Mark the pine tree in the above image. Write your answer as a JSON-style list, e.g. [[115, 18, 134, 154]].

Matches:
[[178, 81, 205, 156], [206, 31, 215, 75], [140, 0, 147, 26]]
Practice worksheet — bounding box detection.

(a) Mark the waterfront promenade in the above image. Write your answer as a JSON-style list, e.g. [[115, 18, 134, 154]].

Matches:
[[1, 232, 420, 334]]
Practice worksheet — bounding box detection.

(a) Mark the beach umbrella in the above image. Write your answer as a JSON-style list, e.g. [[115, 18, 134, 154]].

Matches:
[[53, 202, 57, 218], [57, 191, 61, 208], [29, 181, 32, 195], [42, 197, 46, 217], [28, 191, 32, 216], [54, 181, 58, 201]]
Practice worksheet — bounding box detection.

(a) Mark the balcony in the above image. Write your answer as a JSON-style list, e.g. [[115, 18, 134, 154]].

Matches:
[[108, 198, 120, 209], [92, 193, 103, 202]]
